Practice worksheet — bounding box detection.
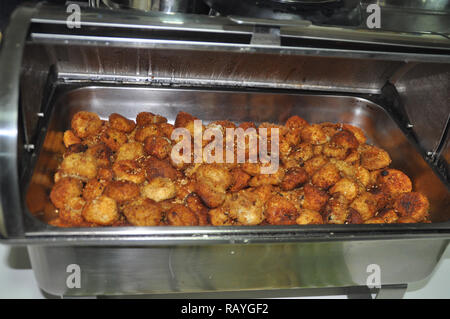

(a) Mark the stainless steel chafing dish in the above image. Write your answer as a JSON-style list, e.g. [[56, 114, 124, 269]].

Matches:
[[0, 1, 449, 297]]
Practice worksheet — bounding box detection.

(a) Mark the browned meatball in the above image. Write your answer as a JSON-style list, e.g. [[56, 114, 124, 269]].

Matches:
[[104, 180, 140, 203], [109, 113, 136, 133], [281, 167, 308, 191], [50, 178, 83, 209], [185, 193, 210, 226], [360, 145, 391, 171], [300, 124, 328, 145], [144, 136, 172, 160], [349, 192, 377, 221], [195, 164, 232, 208], [311, 163, 341, 189], [331, 130, 359, 150], [323, 194, 349, 224], [71, 111, 103, 138], [63, 130, 81, 148], [84, 144, 111, 168], [329, 178, 358, 201], [123, 198, 162, 226], [265, 195, 299, 225], [377, 169, 412, 198], [112, 160, 146, 184], [60, 152, 98, 180], [82, 195, 119, 225], [377, 208, 399, 224], [83, 178, 107, 201], [135, 124, 160, 143], [100, 128, 128, 151], [394, 192, 429, 222], [296, 209, 323, 225], [167, 204, 199, 226], [144, 157, 182, 181], [229, 167, 251, 192], [285, 115, 308, 130], [136, 112, 167, 126], [303, 184, 329, 212]]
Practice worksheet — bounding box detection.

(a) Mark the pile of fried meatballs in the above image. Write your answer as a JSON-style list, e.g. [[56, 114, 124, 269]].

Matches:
[[47, 110, 431, 227]]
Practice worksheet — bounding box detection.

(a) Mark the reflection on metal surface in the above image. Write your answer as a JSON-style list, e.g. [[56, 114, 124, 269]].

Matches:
[[27, 239, 448, 296]]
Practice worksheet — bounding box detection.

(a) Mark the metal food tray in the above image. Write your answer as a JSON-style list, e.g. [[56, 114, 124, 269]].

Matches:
[[21, 85, 450, 296]]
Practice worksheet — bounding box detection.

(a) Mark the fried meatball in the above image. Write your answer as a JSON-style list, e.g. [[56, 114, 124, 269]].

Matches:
[[303, 184, 329, 212], [104, 180, 140, 203], [229, 168, 251, 192], [300, 124, 328, 145], [100, 127, 128, 151], [377, 208, 399, 224], [360, 145, 392, 171], [346, 208, 364, 224], [344, 149, 360, 164], [311, 163, 341, 189], [136, 112, 167, 126], [322, 143, 347, 160], [97, 167, 114, 181], [265, 195, 299, 225], [349, 192, 377, 221], [85, 143, 111, 168], [167, 204, 199, 226], [285, 115, 308, 130], [283, 128, 302, 147], [63, 130, 81, 148], [343, 124, 367, 144], [329, 178, 358, 201], [281, 167, 308, 191], [141, 177, 176, 203], [226, 189, 265, 225], [377, 169, 412, 198], [144, 157, 182, 181], [71, 111, 103, 138], [109, 113, 136, 133], [116, 141, 145, 162], [248, 167, 285, 187], [135, 124, 160, 142], [123, 198, 162, 226], [60, 152, 98, 180], [331, 130, 359, 150], [83, 178, 107, 201], [296, 209, 323, 225], [50, 178, 83, 209], [144, 136, 172, 160], [59, 197, 86, 225], [174, 111, 199, 137], [303, 156, 328, 176], [195, 164, 232, 208], [323, 194, 349, 224], [394, 192, 429, 222], [290, 143, 314, 162], [82, 195, 119, 225], [158, 122, 174, 139], [208, 206, 234, 226], [186, 193, 210, 226], [112, 160, 146, 184]]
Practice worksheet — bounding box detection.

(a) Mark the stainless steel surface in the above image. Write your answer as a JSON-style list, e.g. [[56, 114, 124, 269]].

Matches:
[[27, 239, 448, 296], [22, 86, 450, 246], [392, 63, 450, 156], [0, 5, 37, 238]]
